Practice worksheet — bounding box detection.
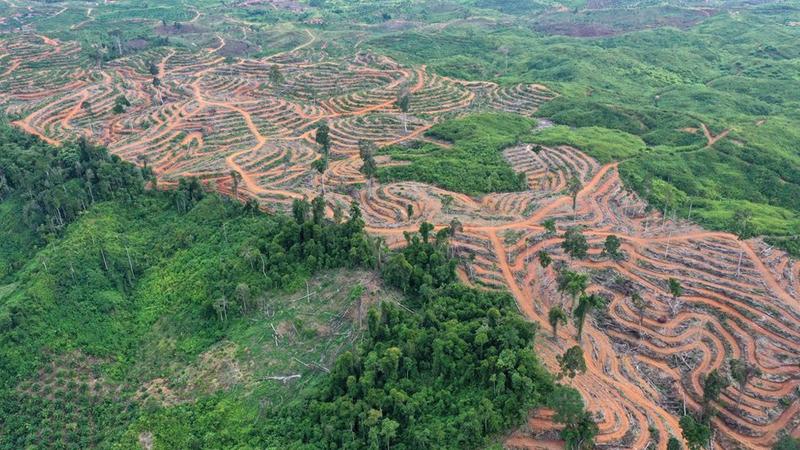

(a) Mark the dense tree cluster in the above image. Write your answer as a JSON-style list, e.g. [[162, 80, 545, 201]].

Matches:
[[0, 129, 146, 236], [258, 224, 584, 449]]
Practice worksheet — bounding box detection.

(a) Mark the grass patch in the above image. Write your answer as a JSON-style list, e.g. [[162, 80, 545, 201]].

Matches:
[[530, 125, 646, 163], [378, 113, 535, 195]]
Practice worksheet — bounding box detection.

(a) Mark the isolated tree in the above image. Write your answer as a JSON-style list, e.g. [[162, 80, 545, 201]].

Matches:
[[729, 358, 760, 408], [567, 175, 582, 217], [81, 100, 94, 134], [152, 76, 163, 104], [113, 95, 130, 114], [230, 170, 242, 199], [312, 156, 328, 194], [448, 218, 462, 237], [406, 203, 413, 219], [396, 89, 411, 133], [358, 139, 376, 160], [149, 62, 159, 76], [562, 227, 589, 259], [542, 218, 557, 236], [574, 293, 605, 342], [557, 345, 586, 381], [136, 154, 149, 170], [702, 368, 730, 420], [362, 155, 377, 185], [731, 208, 754, 278], [602, 235, 622, 260], [557, 269, 588, 309], [269, 65, 285, 87], [550, 385, 585, 427], [359, 140, 378, 191], [631, 292, 649, 327], [667, 436, 682, 450], [315, 121, 331, 152], [667, 278, 683, 314], [539, 250, 552, 269], [679, 414, 711, 450], [548, 305, 568, 339]]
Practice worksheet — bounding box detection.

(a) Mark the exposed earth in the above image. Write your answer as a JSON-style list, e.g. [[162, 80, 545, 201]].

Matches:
[[1, 24, 799, 450]]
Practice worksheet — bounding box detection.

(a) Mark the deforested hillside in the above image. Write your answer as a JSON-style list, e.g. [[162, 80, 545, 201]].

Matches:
[[0, 125, 587, 449], [2, 0, 800, 449]]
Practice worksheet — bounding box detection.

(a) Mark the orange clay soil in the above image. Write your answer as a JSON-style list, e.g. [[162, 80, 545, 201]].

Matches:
[[2, 33, 798, 450]]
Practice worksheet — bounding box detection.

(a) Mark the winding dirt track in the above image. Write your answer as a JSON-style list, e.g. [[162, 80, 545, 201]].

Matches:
[[1, 31, 798, 450]]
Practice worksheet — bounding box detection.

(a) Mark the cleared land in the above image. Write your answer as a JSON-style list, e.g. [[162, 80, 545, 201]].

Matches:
[[1, 8, 799, 450]]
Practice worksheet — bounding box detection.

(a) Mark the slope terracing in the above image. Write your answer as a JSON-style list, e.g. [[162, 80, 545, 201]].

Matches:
[[2, 32, 798, 449], [365, 144, 800, 449], [0, 32, 553, 206]]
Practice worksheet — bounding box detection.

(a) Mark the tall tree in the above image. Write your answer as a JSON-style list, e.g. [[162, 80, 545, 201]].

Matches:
[[567, 175, 582, 219], [312, 155, 328, 194], [562, 227, 589, 259], [574, 293, 605, 342], [602, 235, 622, 260], [359, 140, 378, 192], [667, 278, 683, 314], [548, 305, 568, 339], [680, 414, 711, 450], [136, 154, 149, 170], [729, 359, 760, 408], [539, 250, 552, 269], [557, 345, 586, 382], [701, 368, 730, 420], [731, 208, 754, 278], [152, 76, 163, 104], [631, 292, 649, 328], [557, 269, 588, 310], [81, 100, 94, 135], [396, 89, 411, 133], [230, 170, 242, 200], [312, 195, 325, 225], [315, 121, 331, 153], [562, 412, 598, 450], [269, 65, 285, 87], [448, 218, 462, 237], [542, 218, 557, 236], [235, 283, 251, 315]]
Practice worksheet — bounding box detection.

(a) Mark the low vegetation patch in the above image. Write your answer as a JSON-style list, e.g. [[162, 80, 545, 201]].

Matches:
[[530, 125, 647, 163], [378, 113, 535, 195]]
